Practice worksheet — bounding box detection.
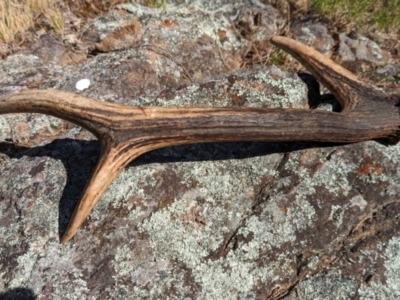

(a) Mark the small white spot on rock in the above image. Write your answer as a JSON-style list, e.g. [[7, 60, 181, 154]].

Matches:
[[75, 79, 90, 91], [350, 195, 368, 210]]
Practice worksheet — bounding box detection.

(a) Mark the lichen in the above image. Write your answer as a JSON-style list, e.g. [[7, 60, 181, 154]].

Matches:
[[297, 271, 357, 300], [358, 236, 400, 299], [1, 0, 400, 298]]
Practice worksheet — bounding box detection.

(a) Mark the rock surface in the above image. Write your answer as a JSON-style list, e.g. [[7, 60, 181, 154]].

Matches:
[[1, 1, 400, 299], [291, 20, 334, 54], [339, 33, 385, 64]]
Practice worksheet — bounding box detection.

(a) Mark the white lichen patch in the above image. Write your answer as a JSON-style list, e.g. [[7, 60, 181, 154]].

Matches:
[[154, 68, 308, 109], [89, 163, 162, 222], [0, 156, 91, 297], [328, 204, 347, 228], [252, 69, 308, 108], [1, 54, 40, 80], [32, 246, 90, 299], [364, 141, 400, 179], [194, 256, 258, 299], [297, 271, 357, 299], [75, 78, 91, 91], [140, 188, 230, 266], [238, 192, 315, 261], [130, 152, 321, 298], [358, 236, 400, 299], [0, 116, 11, 141], [314, 158, 355, 195], [350, 195, 368, 211], [1, 0, 400, 297]]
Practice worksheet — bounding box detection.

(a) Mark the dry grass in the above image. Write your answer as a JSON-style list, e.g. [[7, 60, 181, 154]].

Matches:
[[0, 0, 163, 53], [65, 0, 132, 18], [0, 0, 65, 45], [1, 0, 398, 59]]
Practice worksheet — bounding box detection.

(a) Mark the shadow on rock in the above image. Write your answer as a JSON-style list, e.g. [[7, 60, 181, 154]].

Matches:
[[0, 288, 35, 300], [0, 138, 331, 241]]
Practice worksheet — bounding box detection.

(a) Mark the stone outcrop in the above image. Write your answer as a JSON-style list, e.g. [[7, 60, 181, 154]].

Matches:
[[1, 1, 399, 299]]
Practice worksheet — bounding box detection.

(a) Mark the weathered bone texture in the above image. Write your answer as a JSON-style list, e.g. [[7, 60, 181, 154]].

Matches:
[[0, 36, 399, 243]]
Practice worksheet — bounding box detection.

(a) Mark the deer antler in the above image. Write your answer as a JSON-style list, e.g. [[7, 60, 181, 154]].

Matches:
[[0, 37, 399, 243]]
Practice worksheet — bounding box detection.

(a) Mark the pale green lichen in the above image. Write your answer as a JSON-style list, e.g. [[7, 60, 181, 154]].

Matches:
[[140, 191, 227, 266], [297, 272, 357, 299], [194, 257, 257, 299], [89, 163, 162, 222], [349, 195, 368, 211], [1, 54, 40, 78], [328, 204, 347, 228], [0, 157, 87, 297], [1, 0, 400, 298], [252, 69, 308, 108], [367, 140, 400, 165], [0, 116, 11, 141], [358, 236, 400, 300], [314, 155, 355, 195], [94, 3, 151, 31], [238, 186, 316, 259], [154, 68, 308, 108], [293, 168, 316, 196], [132, 151, 322, 298]]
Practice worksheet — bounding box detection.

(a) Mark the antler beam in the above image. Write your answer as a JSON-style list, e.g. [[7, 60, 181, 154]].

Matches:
[[0, 37, 399, 243]]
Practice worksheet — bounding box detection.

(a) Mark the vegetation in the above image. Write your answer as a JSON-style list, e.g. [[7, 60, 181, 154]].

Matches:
[[0, 0, 64, 44], [268, 50, 287, 66], [0, 0, 167, 46], [143, 0, 165, 8], [0, 0, 398, 50], [309, 0, 400, 32]]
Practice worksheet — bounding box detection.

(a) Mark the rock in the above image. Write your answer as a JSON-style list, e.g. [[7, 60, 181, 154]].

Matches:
[[234, 5, 286, 42], [339, 33, 385, 64], [291, 21, 334, 54], [1, 1, 400, 299], [63, 34, 79, 47], [95, 19, 142, 52], [18, 34, 87, 67], [373, 63, 400, 81], [338, 37, 356, 62]]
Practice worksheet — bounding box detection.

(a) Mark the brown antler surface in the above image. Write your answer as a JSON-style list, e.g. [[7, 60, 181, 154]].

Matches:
[[0, 36, 399, 243]]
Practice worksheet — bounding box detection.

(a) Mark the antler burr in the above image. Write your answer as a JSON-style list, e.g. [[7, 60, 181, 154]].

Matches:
[[0, 36, 399, 243]]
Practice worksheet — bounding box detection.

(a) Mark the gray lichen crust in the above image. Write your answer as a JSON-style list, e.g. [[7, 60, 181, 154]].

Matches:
[[1, 1, 400, 299]]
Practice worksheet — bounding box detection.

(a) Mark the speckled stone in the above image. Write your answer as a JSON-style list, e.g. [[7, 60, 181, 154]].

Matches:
[[339, 33, 385, 64], [291, 21, 335, 54], [1, 1, 400, 299]]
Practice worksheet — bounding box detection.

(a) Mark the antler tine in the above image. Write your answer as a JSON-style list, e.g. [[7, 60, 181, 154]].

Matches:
[[0, 38, 399, 243], [270, 36, 375, 111], [0, 90, 151, 243], [60, 141, 135, 243], [0, 89, 144, 138]]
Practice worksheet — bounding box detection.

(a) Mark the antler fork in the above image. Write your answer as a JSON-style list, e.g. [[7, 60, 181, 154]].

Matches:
[[0, 36, 399, 243]]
